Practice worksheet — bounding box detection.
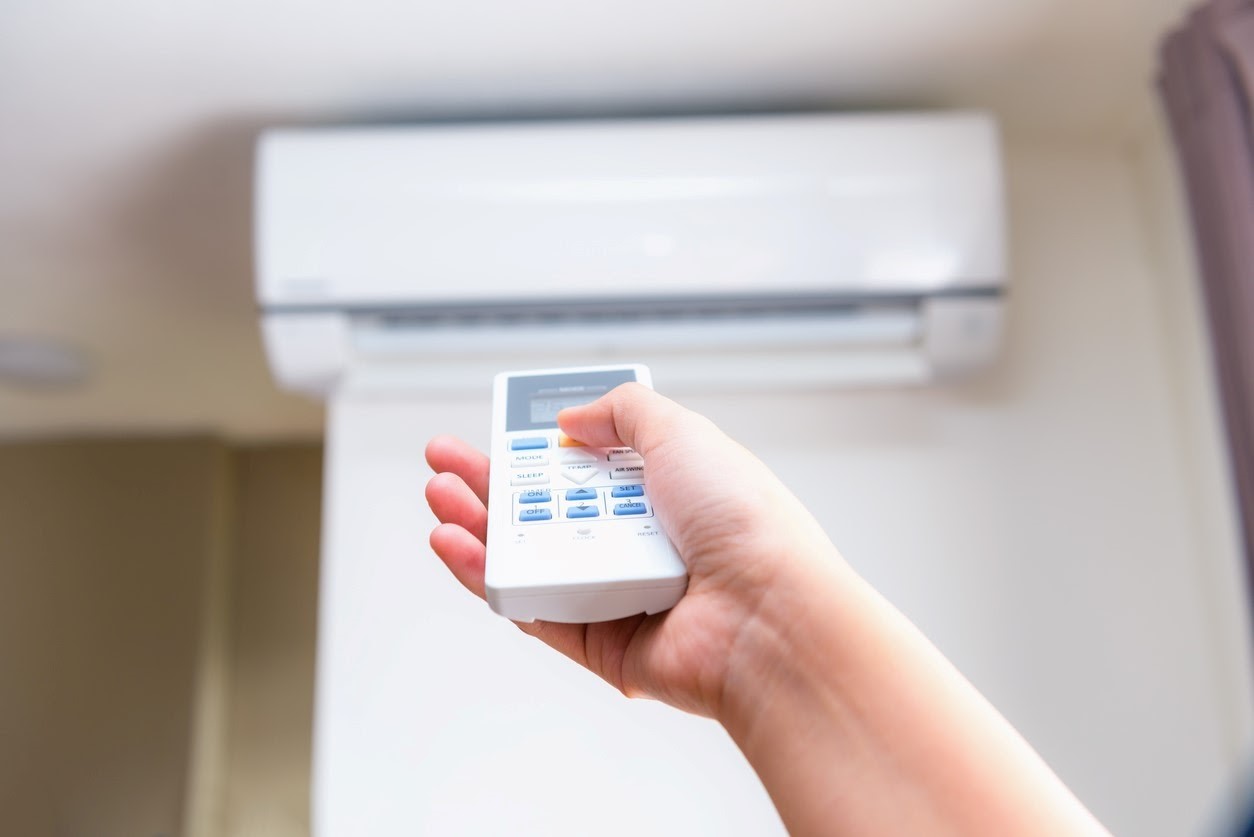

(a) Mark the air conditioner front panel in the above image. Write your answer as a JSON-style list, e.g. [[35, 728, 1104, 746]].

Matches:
[[256, 112, 1004, 308]]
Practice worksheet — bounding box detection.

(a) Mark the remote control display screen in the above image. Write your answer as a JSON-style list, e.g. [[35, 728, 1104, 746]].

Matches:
[[530, 391, 604, 423], [507, 369, 638, 431]]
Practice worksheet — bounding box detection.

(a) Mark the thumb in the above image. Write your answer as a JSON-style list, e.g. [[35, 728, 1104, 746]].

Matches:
[[557, 382, 690, 458]]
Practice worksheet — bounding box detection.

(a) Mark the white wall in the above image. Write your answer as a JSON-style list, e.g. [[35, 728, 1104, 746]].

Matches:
[[307, 133, 1253, 837], [665, 136, 1252, 835]]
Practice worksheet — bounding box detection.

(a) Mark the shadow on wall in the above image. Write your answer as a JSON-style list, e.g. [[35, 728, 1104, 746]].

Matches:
[[0, 438, 323, 837]]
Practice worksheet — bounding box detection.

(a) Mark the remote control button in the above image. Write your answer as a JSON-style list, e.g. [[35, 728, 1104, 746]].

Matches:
[[611, 484, 644, 498], [562, 464, 597, 485], [567, 504, 600, 519], [613, 501, 647, 516], [511, 471, 549, 486], [511, 453, 549, 468], [565, 488, 597, 502], [557, 434, 586, 447], [606, 448, 642, 461], [511, 437, 549, 451], [518, 489, 551, 504], [518, 507, 553, 522], [609, 465, 645, 480], [560, 449, 596, 464]]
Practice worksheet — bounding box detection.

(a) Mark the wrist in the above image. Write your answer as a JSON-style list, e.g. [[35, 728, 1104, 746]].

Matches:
[[714, 543, 870, 835], [715, 538, 857, 742]]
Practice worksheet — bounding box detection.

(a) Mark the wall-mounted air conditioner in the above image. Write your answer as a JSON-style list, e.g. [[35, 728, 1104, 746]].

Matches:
[[255, 112, 1005, 393]]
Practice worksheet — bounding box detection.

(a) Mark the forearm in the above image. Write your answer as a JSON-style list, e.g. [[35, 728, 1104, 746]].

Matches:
[[718, 550, 1107, 836]]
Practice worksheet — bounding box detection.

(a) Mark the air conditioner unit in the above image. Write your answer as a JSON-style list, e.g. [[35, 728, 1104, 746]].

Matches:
[[255, 112, 1005, 394]]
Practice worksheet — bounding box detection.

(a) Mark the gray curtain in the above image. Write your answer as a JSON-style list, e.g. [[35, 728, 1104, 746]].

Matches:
[[1159, 0, 1254, 600]]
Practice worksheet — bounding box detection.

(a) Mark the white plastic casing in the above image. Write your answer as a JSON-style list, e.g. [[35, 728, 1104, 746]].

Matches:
[[485, 364, 687, 623], [256, 113, 1002, 308], [253, 111, 1007, 396]]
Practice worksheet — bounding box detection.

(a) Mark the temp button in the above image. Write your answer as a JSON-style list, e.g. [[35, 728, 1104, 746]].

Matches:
[[562, 464, 598, 485]]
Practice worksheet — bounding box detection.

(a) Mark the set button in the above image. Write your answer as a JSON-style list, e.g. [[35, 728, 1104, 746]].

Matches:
[[611, 484, 644, 498]]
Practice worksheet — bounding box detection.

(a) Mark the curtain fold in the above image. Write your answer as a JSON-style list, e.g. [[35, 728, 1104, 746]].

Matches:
[[1159, 0, 1254, 601]]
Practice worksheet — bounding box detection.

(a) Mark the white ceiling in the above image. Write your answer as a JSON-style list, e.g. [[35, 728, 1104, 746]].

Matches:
[[0, 0, 1193, 438]]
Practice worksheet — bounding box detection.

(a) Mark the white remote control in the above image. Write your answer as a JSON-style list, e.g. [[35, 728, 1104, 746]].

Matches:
[[485, 364, 688, 623]]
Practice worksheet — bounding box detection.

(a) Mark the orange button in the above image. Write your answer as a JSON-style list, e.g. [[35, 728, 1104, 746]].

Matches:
[[557, 434, 586, 447]]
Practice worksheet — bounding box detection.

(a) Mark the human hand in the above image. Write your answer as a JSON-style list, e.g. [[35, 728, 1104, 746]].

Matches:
[[425, 382, 846, 720], [427, 383, 1107, 835]]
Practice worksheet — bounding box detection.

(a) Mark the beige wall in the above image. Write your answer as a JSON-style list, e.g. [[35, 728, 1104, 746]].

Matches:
[[220, 446, 321, 837], [0, 439, 227, 836], [0, 439, 322, 837]]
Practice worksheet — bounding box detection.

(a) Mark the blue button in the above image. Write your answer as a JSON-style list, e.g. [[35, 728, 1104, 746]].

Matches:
[[613, 502, 647, 516], [611, 484, 644, 498], [566, 488, 598, 502], [566, 504, 600, 519], [519, 489, 551, 504], [518, 507, 553, 522], [511, 437, 549, 451]]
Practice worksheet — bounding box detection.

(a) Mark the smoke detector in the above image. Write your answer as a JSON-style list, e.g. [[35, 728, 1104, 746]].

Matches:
[[0, 337, 91, 389]]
